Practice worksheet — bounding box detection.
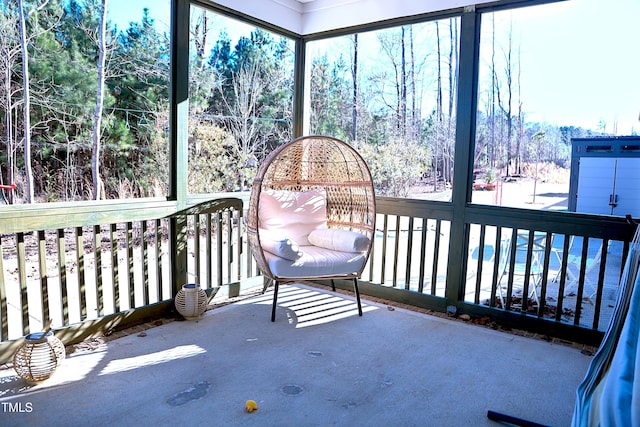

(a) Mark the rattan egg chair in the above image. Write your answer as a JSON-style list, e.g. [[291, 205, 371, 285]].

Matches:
[[247, 135, 376, 321]]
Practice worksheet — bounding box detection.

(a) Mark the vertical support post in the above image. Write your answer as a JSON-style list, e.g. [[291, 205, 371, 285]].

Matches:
[[169, 0, 191, 297], [293, 37, 307, 138], [169, 0, 189, 208], [445, 7, 481, 306], [170, 215, 189, 299]]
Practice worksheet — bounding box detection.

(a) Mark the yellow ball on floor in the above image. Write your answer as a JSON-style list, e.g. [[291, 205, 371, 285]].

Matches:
[[245, 400, 258, 413]]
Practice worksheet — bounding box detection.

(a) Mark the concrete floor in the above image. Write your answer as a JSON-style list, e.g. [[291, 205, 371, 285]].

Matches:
[[0, 282, 593, 427]]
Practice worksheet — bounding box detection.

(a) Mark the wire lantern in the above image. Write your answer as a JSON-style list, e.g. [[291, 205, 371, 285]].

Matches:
[[13, 328, 66, 385]]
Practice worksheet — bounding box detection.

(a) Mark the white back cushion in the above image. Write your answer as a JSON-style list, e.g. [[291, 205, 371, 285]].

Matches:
[[308, 228, 370, 253], [259, 189, 327, 245]]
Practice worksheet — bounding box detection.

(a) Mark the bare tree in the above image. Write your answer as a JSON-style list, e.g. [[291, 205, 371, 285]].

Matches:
[[377, 30, 404, 134], [496, 19, 515, 177], [220, 63, 269, 191], [490, 15, 497, 170], [448, 18, 457, 124], [516, 44, 524, 176], [91, 0, 108, 200], [0, 9, 21, 203], [409, 26, 417, 135], [18, 0, 49, 203], [400, 26, 407, 136], [432, 21, 442, 191], [192, 9, 208, 69]]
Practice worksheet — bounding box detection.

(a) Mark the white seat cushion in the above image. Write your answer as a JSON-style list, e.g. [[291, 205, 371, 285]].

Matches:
[[264, 245, 367, 279]]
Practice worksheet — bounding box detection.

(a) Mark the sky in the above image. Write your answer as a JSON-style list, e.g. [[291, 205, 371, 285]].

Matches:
[[107, 0, 170, 33], [106, 0, 640, 135], [498, 0, 640, 135]]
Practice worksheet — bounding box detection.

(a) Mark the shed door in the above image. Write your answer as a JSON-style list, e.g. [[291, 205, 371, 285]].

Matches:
[[613, 158, 640, 217], [576, 157, 616, 215]]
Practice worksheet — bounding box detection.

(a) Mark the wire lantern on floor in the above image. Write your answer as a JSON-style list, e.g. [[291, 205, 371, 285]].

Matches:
[[175, 283, 208, 320], [13, 323, 66, 384]]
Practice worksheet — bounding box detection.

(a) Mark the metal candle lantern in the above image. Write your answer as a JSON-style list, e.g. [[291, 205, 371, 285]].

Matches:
[[175, 283, 208, 320], [13, 327, 66, 385]]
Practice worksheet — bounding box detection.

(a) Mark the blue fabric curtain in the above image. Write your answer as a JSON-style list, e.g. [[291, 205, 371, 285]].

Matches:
[[572, 228, 640, 426]]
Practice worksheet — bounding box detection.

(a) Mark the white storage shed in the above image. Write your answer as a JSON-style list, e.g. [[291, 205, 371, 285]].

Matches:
[[568, 136, 640, 217]]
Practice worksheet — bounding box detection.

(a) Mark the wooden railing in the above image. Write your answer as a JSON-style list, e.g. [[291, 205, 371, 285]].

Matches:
[[360, 198, 636, 344], [0, 197, 254, 361], [1, 195, 637, 360]]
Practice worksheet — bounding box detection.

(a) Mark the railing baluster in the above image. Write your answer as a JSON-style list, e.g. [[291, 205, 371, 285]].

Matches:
[[94, 225, 103, 316], [161, 218, 171, 301], [574, 237, 590, 312], [126, 222, 134, 309], [154, 219, 162, 301], [15, 233, 28, 334], [216, 212, 223, 287], [194, 214, 201, 284], [0, 235, 8, 340], [473, 224, 487, 304], [405, 217, 414, 290], [490, 226, 503, 308], [520, 230, 533, 313], [227, 211, 233, 284], [592, 238, 609, 330], [556, 234, 573, 322], [57, 228, 69, 325], [505, 228, 518, 310], [540, 232, 553, 319], [38, 230, 50, 326], [142, 221, 149, 306], [236, 211, 243, 281], [110, 223, 120, 313], [204, 213, 211, 288], [417, 218, 428, 293], [392, 216, 400, 288], [380, 215, 389, 285], [430, 220, 442, 296], [75, 227, 87, 320]]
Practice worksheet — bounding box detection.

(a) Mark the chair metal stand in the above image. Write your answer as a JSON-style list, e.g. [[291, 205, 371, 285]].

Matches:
[[269, 278, 363, 322]]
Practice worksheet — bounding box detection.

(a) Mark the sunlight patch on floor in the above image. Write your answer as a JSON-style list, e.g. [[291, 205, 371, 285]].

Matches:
[[99, 345, 206, 375]]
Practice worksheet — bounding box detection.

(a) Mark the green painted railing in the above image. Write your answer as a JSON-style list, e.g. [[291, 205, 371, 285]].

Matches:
[[0, 198, 251, 351], [1, 195, 636, 359], [360, 198, 636, 345]]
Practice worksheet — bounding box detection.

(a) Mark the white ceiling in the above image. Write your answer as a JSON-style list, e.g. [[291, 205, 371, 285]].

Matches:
[[210, 0, 497, 35]]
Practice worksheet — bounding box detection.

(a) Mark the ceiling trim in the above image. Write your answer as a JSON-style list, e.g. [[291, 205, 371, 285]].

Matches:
[[205, 0, 559, 36]]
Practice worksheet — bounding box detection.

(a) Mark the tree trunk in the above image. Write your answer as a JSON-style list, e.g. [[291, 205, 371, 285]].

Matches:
[[351, 34, 358, 142], [2, 59, 15, 204], [18, 0, 34, 203], [447, 18, 458, 183], [448, 18, 457, 123], [516, 45, 523, 176], [92, 0, 108, 200], [409, 26, 416, 138], [400, 26, 407, 136], [434, 21, 442, 191], [490, 15, 496, 171]]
